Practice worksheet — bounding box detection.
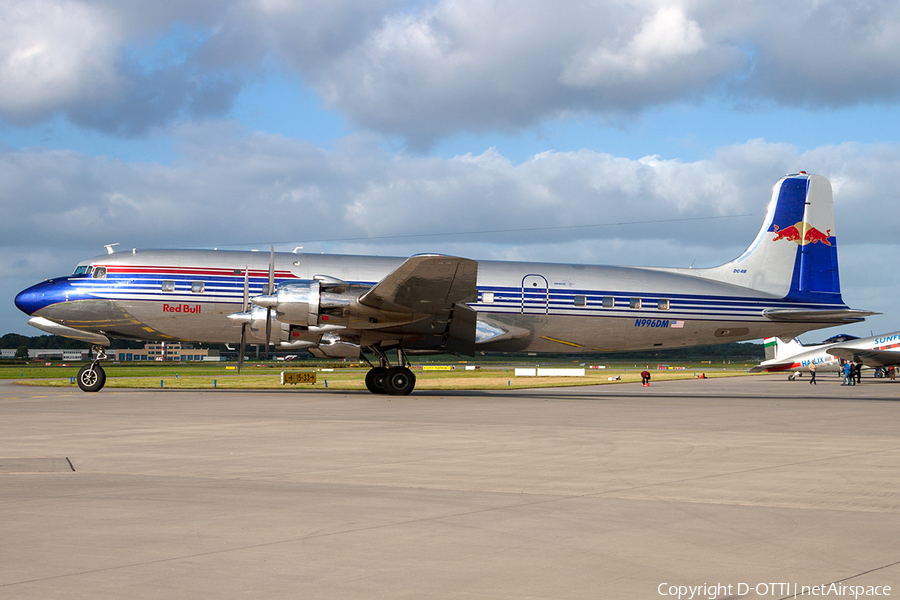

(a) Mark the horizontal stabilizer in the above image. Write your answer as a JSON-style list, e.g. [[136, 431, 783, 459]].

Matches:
[[27, 316, 111, 345], [763, 308, 877, 323], [358, 254, 478, 314]]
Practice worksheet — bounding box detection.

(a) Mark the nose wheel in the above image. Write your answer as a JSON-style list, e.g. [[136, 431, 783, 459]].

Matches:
[[77, 363, 106, 392], [76, 345, 108, 392]]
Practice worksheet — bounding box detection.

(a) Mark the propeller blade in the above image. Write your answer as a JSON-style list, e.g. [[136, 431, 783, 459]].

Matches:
[[266, 246, 275, 358], [268, 246, 275, 290], [238, 266, 249, 372], [238, 323, 247, 373], [242, 267, 250, 312], [265, 309, 272, 358]]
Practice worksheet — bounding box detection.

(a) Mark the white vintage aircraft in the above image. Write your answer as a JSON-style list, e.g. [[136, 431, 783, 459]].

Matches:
[[15, 172, 874, 394], [752, 331, 900, 376]]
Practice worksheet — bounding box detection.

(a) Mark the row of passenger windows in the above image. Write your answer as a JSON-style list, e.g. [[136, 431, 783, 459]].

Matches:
[[159, 281, 275, 293], [480, 291, 670, 310], [160, 281, 206, 293], [576, 296, 670, 310]]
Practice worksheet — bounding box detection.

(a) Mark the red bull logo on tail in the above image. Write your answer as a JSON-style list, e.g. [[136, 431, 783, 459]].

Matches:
[[772, 222, 832, 246]]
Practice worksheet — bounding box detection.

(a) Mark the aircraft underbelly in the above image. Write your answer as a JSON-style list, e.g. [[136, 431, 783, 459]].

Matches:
[[35, 300, 152, 340], [476, 312, 827, 354]]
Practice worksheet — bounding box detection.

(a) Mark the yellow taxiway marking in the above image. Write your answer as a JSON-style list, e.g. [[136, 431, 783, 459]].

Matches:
[[540, 336, 583, 348]]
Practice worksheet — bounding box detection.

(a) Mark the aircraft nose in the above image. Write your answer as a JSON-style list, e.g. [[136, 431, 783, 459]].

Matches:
[[15, 281, 54, 315]]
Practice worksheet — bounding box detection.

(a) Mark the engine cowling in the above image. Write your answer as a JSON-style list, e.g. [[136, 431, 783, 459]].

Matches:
[[253, 280, 375, 328], [308, 333, 360, 358], [254, 281, 321, 327]]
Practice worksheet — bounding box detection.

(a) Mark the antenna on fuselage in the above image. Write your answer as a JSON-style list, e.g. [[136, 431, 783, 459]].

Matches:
[[104, 243, 119, 254]]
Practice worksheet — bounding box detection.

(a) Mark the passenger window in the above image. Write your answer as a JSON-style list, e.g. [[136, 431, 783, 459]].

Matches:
[[161, 280, 175, 292], [602, 296, 614, 308], [629, 298, 642, 309], [481, 291, 495, 303], [658, 299, 670, 310], [92, 267, 107, 279], [191, 281, 205, 294], [574, 295, 586, 307]]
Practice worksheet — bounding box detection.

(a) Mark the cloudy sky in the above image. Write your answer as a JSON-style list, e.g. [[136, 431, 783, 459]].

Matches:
[[3, 0, 900, 341]]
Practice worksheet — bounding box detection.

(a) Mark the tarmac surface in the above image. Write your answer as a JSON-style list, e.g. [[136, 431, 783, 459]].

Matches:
[[1, 373, 899, 599]]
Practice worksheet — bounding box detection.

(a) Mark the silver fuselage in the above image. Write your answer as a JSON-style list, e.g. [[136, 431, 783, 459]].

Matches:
[[18, 249, 846, 353]]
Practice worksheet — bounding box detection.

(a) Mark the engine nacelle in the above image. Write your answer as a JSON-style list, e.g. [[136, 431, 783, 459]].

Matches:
[[253, 280, 373, 328], [258, 281, 320, 327], [308, 333, 360, 358]]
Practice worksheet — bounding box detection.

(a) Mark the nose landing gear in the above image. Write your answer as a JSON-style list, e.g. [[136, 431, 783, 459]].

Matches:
[[77, 346, 107, 392]]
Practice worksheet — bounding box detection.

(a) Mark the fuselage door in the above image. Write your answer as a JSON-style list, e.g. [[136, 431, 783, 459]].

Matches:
[[521, 274, 549, 314]]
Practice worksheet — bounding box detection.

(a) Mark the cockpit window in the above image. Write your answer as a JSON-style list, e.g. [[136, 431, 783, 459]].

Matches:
[[73, 265, 89, 276], [92, 267, 107, 279]]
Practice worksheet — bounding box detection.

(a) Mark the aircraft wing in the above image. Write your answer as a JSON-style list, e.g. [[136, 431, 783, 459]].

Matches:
[[827, 347, 900, 367], [357, 254, 478, 314]]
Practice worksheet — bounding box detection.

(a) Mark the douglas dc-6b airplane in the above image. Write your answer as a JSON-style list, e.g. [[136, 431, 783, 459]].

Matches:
[[15, 173, 875, 394], [753, 331, 900, 376]]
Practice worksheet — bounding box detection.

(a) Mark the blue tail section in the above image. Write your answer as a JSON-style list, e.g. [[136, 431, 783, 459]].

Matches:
[[697, 173, 843, 305], [764, 175, 841, 303]]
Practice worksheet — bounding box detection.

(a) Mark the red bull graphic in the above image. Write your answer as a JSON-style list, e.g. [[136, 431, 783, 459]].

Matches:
[[772, 222, 832, 246], [772, 223, 802, 243], [803, 226, 832, 245]]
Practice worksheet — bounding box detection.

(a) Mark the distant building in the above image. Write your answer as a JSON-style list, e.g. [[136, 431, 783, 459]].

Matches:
[[0, 348, 90, 361], [2, 342, 219, 362], [108, 342, 218, 362]]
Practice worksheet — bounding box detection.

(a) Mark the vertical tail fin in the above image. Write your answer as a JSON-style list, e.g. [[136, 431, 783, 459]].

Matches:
[[698, 173, 843, 304], [764, 336, 804, 361]]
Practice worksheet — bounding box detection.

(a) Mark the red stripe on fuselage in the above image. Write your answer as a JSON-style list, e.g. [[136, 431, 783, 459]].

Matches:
[[102, 266, 297, 278]]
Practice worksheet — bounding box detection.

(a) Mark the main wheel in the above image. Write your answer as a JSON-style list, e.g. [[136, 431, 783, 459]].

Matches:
[[383, 366, 416, 396], [365, 367, 388, 394], [77, 364, 106, 392]]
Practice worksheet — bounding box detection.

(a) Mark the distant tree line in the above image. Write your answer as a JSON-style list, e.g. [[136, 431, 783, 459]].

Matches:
[[1, 333, 146, 351]]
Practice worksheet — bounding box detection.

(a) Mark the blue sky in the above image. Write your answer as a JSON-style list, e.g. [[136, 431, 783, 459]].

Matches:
[[3, 0, 900, 341]]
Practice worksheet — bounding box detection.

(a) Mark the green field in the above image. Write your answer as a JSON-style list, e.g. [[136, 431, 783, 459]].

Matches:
[[1, 359, 761, 390]]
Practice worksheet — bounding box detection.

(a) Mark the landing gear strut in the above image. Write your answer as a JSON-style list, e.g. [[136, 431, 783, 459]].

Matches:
[[364, 347, 415, 396], [77, 346, 107, 392]]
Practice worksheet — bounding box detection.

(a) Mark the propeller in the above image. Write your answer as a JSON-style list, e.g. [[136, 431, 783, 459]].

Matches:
[[265, 246, 275, 358], [238, 267, 249, 373]]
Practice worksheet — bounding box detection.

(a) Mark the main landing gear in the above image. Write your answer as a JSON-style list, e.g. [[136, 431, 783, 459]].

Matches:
[[364, 347, 416, 396], [77, 346, 107, 392]]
